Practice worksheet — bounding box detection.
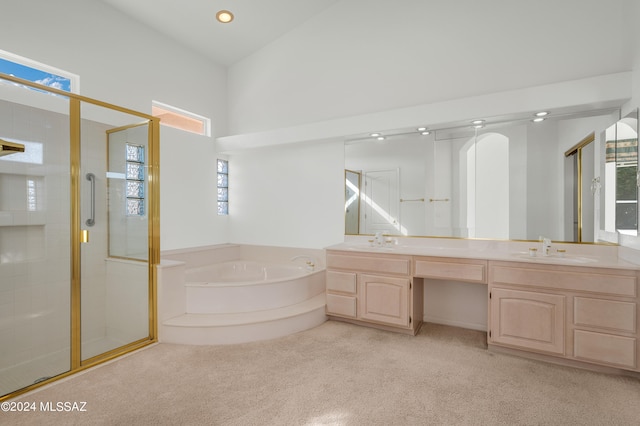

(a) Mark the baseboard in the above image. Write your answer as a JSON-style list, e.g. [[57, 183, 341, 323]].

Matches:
[[424, 315, 487, 332], [488, 344, 640, 379]]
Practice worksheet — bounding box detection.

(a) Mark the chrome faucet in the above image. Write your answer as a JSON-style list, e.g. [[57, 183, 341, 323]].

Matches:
[[290, 255, 316, 271], [540, 237, 552, 256]]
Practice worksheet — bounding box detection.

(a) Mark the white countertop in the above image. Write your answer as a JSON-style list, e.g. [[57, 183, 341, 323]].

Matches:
[[326, 237, 640, 270]]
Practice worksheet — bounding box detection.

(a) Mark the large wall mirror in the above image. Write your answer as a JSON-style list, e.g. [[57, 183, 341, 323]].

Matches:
[[344, 108, 635, 243]]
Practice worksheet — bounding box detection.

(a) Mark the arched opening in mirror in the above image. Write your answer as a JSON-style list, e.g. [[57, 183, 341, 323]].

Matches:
[[465, 132, 510, 239]]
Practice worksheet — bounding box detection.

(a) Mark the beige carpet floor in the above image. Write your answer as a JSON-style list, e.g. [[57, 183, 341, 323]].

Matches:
[[3, 321, 640, 425]]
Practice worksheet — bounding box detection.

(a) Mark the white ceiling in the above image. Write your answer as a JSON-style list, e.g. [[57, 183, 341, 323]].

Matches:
[[98, 0, 340, 66]]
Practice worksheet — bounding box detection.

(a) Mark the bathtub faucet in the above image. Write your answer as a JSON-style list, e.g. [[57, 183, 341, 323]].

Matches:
[[291, 255, 316, 271]]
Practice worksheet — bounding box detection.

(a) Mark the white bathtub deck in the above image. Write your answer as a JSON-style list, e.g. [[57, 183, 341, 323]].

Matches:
[[161, 294, 326, 345]]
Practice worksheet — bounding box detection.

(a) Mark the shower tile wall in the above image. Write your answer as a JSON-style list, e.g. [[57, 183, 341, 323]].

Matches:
[[0, 98, 72, 389], [105, 258, 148, 345]]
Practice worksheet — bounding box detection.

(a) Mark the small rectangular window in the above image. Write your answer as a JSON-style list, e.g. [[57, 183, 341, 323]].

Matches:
[[126, 143, 145, 216], [152, 100, 211, 136], [0, 49, 78, 93], [217, 159, 228, 215]]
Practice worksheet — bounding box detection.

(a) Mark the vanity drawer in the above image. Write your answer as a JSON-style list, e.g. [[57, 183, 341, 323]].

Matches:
[[327, 270, 357, 294], [574, 297, 636, 333], [414, 257, 487, 284], [573, 330, 637, 369], [326, 252, 411, 276], [326, 294, 357, 318], [490, 263, 637, 297]]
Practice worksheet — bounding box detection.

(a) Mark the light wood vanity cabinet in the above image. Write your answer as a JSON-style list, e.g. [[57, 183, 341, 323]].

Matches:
[[326, 250, 423, 335], [488, 261, 640, 372], [326, 246, 640, 373]]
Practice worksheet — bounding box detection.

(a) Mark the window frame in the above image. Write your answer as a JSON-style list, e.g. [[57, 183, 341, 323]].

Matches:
[[152, 100, 211, 137], [0, 49, 79, 93]]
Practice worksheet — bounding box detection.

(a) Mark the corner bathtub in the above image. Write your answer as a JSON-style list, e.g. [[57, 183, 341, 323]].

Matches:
[[184, 261, 326, 315]]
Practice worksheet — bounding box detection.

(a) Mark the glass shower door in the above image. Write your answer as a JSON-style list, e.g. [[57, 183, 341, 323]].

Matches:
[[0, 82, 72, 397], [0, 73, 158, 400], [79, 103, 152, 362]]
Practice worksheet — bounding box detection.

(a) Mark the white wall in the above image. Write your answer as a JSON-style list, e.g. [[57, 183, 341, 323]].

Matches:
[[0, 0, 229, 251], [228, 140, 344, 249], [223, 0, 636, 251], [160, 127, 230, 249], [4, 0, 637, 253], [228, 0, 631, 134]]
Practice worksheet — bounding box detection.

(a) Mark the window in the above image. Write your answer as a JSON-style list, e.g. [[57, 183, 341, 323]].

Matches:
[[126, 144, 145, 216], [217, 159, 228, 215], [616, 161, 638, 231], [0, 49, 78, 93], [152, 100, 211, 136]]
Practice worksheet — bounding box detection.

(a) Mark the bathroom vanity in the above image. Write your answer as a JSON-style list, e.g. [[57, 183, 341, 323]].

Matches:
[[325, 239, 640, 374], [489, 261, 638, 370], [326, 250, 422, 334]]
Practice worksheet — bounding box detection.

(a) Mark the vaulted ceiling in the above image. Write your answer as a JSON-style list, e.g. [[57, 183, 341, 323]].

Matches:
[[98, 0, 340, 66], [97, 0, 637, 134], [98, 0, 635, 76]]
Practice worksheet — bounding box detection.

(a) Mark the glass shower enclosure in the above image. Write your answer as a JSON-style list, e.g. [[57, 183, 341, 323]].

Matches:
[[0, 73, 159, 399]]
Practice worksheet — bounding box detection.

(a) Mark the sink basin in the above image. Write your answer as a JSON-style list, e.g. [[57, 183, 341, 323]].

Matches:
[[510, 252, 598, 264]]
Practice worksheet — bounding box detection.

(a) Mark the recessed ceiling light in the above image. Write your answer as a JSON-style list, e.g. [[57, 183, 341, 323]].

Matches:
[[417, 127, 427, 132], [471, 119, 485, 125], [216, 10, 234, 23], [370, 132, 381, 137], [473, 124, 484, 129], [376, 136, 385, 141], [421, 131, 430, 135], [535, 111, 549, 117], [533, 117, 545, 123]]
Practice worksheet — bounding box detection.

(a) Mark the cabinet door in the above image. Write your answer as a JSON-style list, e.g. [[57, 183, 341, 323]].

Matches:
[[490, 287, 565, 355], [359, 274, 410, 327]]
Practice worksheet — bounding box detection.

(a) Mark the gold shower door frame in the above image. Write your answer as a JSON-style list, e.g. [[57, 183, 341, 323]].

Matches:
[[0, 73, 160, 400], [565, 132, 595, 242]]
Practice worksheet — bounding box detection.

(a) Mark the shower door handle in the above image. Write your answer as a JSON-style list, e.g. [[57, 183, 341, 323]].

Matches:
[[86, 173, 95, 227]]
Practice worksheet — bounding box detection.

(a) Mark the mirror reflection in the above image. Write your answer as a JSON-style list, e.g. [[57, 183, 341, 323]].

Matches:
[[344, 109, 629, 243], [602, 110, 638, 237]]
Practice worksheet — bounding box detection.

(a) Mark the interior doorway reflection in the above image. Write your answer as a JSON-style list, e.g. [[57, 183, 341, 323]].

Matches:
[[565, 133, 596, 242]]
